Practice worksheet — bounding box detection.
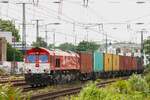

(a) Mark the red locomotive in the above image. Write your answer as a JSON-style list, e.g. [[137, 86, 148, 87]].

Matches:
[[25, 47, 80, 86]]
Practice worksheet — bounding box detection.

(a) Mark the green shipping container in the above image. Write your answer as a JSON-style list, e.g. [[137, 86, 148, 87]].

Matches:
[[93, 52, 103, 72]]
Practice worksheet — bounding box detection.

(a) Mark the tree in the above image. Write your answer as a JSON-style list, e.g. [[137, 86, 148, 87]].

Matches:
[[48, 44, 54, 49], [77, 41, 100, 52], [0, 19, 23, 61], [32, 37, 47, 48], [144, 37, 150, 62], [57, 42, 76, 51], [0, 19, 20, 41], [144, 37, 150, 54], [7, 44, 23, 61]]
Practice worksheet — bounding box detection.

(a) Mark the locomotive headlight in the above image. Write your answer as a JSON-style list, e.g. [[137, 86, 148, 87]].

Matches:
[[44, 68, 49, 73], [26, 68, 32, 73]]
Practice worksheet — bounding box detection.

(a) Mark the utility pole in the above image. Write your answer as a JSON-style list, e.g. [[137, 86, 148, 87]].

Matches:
[[32, 0, 39, 6], [53, 29, 56, 50], [36, 20, 39, 43], [86, 28, 88, 42], [100, 23, 108, 53], [22, 3, 26, 54], [73, 22, 77, 45], [97, 23, 103, 44], [17, 3, 31, 54], [83, 0, 89, 7], [141, 30, 144, 59], [85, 27, 88, 41], [45, 25, 48, 47], [106, 34, 108, 53], [41, 23, 60, 48], [53, 0, 63, 19], [33, 19, 42, 43], [44, 25, 51, 48], [12, 19, 16, 74], [12, 37, 16, 74]]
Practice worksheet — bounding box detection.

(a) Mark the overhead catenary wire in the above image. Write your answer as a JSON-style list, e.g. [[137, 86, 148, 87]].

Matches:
[[2, 0, 148, 45], [21, 7, 125, 43], [6, 0, 150, 25]]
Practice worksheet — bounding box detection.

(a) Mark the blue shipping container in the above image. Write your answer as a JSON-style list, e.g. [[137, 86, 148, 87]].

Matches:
[[93, 52, 103, 72]]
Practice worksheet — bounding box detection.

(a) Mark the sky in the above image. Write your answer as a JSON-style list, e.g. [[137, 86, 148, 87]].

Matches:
[[0, 0, 150, 45]]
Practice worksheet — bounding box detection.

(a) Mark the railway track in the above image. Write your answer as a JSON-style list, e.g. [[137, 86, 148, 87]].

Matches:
[[0, 79, 41, 93], [0, 80, 26, 86], [0, 79, 26, 86], [30, 77, 128, 100], [0, 76, 128, 99]]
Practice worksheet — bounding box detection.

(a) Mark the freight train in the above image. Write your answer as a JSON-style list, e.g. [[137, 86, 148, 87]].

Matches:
[[24, 47, 143, 86]]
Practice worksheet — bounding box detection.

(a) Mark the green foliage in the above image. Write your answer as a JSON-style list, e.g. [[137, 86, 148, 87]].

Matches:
[[48, 44, 54, 49], [110, 80, 128, 94], [128, 74, 149, 93], [0, 19, 20, 41], [0, 19, 22, 61], [145, 68, 150, 90], [144, 64, 150, 75], [144, 37, 150, 55], [144, 37, 150, 62], [7, 43, 23, 61], [0, 84, 22, 100], [57, 42, 76, 51], [76, 83, 107, 100], [32, 37, 47, 48], [77, 41, 100, 52], [71, 74, 150, 100]]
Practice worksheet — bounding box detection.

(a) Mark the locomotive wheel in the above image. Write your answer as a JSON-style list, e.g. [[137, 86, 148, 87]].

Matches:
[[31, 84, 36, 87]]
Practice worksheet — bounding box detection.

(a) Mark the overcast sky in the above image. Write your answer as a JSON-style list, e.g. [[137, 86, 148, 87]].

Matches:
[[0, 0, 150, 45]]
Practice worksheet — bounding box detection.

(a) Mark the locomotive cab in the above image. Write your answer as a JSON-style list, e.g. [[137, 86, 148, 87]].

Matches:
[[24, 47, 51, 86]]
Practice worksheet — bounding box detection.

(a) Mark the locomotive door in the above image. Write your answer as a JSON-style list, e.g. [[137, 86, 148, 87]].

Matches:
[[55, 56, 60, 67], [56, 58, 60, 67]]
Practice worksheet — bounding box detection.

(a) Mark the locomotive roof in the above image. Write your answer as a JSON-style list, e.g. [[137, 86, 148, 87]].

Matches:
[[26, 47, 79, 57], [54, 49, 79, 57]]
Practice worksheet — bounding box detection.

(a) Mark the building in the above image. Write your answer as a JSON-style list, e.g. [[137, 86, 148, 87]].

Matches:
[[0, 31, 12, 44], [11, 42, 32, 51], [99, 42, 141, 56], [0, 31, 12, 62]]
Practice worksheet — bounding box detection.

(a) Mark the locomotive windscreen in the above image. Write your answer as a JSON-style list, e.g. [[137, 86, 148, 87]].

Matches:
[[26, 54, 48, 63], [39, 55, 48, 63], [26, 55, 36, 63]]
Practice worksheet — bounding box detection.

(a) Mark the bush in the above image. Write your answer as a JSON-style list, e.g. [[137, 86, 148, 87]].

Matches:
[[75, 83, 107, 100], [71, 74, 150, 100], [128, 74, 149, 93], [0, 84, 22, 100], [110, 80, 129, 94], [144, 64, 150, 75]]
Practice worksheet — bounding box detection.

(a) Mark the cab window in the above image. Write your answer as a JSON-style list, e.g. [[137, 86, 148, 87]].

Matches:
[[26, 55, 36, 63], [39, 55, 48, 63]]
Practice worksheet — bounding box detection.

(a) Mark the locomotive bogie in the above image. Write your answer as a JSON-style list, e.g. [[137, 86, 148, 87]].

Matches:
[[25, 73, 51, 86]]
